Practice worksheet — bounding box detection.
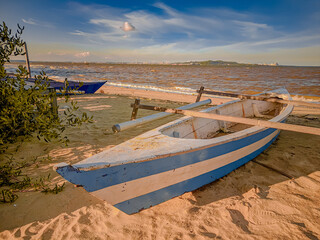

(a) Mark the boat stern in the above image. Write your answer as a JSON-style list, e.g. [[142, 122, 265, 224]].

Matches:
[[54, 162, 84, 186]]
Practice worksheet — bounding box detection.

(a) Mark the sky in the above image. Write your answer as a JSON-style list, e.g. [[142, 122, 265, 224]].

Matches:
[[1, 0, 320, 66]]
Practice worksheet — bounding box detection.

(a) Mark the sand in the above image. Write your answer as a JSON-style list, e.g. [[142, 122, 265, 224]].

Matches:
[[0, 86, 320, 239], [98, 85, 232, 105]]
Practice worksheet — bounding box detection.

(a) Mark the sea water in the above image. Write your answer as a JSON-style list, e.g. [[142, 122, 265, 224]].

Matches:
[[5, 62, 320, 98]]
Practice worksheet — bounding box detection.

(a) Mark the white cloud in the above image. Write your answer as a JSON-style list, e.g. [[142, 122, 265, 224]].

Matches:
[[121, 22, 136, 32], [72, 2, 279, 49], [75, 51, 90, 58], [47, 51, 66, 56], [21, 18, 54, 28], [233, 20, 272, 38], [89, 18, 123, 30], [70, 30, 87, 36], [22, 18, 37, 25], [65, 2, 320, 65]]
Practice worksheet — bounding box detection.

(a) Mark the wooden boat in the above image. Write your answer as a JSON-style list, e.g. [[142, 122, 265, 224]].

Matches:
[[26, 78, 107, 94], [55, 88, 293, 214], [1, 76, 106, 94], [5, 43, 106, 94]]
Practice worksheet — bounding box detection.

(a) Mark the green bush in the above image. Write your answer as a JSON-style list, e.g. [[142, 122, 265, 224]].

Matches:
[[0, 21, 93, 202]]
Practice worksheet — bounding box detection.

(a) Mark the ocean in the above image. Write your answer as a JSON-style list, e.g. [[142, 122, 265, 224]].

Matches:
[[5, 62, 320, 98]]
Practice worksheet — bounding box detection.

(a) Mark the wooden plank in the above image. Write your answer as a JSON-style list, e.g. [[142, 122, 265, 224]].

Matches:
[[112, 99, 211, 132], [64, 78, 68, 94], [48, 88, 58, 116], [24, 43, 31, 78], [131, 99, 140, 120], [196, 86, 204, 102], [134, 104, 320, 136], [199, 89, 320, 108]]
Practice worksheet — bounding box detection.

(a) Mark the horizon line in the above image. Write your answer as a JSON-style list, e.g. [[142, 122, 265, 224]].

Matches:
[[6, 60, 320, 68]]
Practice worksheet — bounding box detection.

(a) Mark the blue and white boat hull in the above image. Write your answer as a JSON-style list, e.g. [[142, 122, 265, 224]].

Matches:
[[55, 89, 293, 214]]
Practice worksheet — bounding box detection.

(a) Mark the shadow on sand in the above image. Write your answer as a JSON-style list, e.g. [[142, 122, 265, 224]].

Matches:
[[191, 115, 320, 207]]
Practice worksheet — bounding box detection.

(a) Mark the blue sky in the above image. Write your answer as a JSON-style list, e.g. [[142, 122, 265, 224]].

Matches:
[[1, 0, 320, 65]]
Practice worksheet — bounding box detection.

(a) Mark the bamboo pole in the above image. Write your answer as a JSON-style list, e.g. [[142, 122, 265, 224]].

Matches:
[[24, 43, 31, 78], [112, 99, 211, 132], [134, 104, 320, 136], [199, 89, 320, 109], [112, 99, 212, 132]]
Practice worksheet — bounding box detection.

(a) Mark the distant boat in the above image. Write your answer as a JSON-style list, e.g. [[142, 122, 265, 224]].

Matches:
[[26, 78, 107, 94], [6, 42, 106, 94], [55, 88, 293, 214]]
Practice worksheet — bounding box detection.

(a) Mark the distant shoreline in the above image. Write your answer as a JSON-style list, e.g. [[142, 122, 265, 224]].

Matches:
[[7, 60, 320, 68]]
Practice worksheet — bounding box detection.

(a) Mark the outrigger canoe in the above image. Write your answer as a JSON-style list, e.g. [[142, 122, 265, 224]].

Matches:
[[55, 88, 293, 214], [26, 78, 107, 94], [1, 77, 106, 94]]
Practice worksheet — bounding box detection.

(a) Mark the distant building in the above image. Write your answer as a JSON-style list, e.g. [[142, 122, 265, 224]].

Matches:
[[258, 62, 279, 66]]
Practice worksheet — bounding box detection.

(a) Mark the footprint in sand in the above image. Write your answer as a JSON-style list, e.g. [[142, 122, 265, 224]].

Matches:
[[227, 209, 251, 233]]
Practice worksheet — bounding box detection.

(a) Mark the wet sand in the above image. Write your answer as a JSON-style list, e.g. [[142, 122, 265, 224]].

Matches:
[[0, 88, 319, 239], [99, 85, 233, 105]]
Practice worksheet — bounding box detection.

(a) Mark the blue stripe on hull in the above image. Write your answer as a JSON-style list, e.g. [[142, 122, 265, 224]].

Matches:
[[114, 131, 280, 214], [58, 128, 278, 192], [78, 82, 106, 94]]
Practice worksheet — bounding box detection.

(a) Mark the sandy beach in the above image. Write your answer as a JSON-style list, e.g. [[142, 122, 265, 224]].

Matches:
[[1, 86, 320, 239], [98, 85, 233, 105]]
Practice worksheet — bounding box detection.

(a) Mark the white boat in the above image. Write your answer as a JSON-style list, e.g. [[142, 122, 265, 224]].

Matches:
[[55, 88, 293, 214]]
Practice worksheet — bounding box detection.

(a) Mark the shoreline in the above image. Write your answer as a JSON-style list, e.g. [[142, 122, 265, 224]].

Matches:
[[99, 85, 320, 104], [99, 85, 233, 105]]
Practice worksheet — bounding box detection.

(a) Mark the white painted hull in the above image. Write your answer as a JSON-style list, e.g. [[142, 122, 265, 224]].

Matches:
[[55, 88, 293, 214]]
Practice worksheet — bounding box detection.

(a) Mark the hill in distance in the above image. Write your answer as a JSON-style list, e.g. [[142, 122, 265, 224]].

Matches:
[[174, 60, 279, 66]]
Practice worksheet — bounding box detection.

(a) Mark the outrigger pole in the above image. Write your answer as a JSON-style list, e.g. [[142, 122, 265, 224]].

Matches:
[[24, 42, 31, 78], [133, 104, 320, 136], [196, 87, 320, 109]]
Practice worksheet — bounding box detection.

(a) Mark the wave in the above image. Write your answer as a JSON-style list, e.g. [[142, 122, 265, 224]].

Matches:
[[291, 95, 320, 103], [4, 62, 319, 99], [106, 82, 320, 102], [106, 82, 198, 96]]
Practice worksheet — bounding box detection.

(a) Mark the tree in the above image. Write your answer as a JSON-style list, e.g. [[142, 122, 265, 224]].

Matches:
[[0, 22, 93, 202]]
